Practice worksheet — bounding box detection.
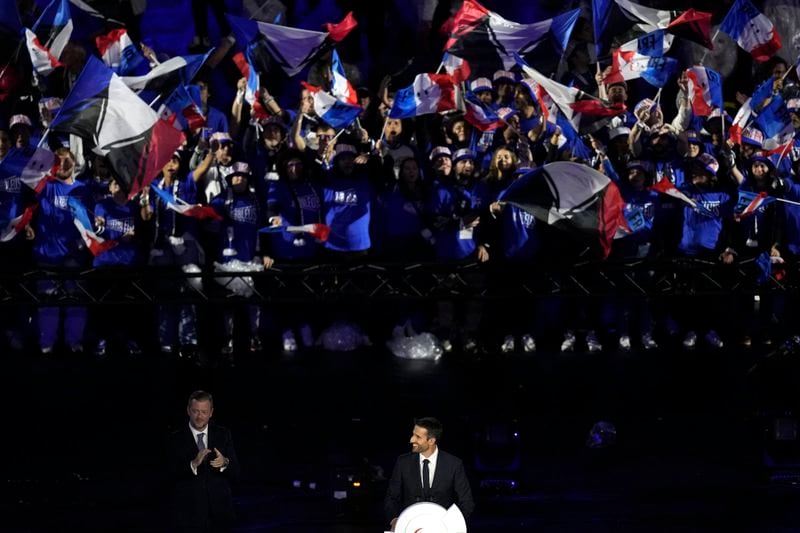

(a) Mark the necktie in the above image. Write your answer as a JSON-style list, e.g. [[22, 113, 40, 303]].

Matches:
[[422, 459, 430, 498], [197, 432, 206, 451]]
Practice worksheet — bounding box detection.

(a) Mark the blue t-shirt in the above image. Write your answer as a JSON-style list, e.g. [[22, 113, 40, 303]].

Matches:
[[427, 179, 487, 260], [33, 179, 90, 262], [322, 172, 372, 252], [678, 186, 731, 255], [211, 191, 262, 262]]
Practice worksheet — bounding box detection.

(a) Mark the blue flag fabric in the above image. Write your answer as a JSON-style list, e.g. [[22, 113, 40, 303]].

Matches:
[[756, 251, 772, 285], [755, 94, 792, 139], [640, 56, 679, 88]]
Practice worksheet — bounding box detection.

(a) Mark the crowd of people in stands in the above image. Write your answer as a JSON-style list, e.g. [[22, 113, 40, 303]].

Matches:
[[0, 2, 798, 363]]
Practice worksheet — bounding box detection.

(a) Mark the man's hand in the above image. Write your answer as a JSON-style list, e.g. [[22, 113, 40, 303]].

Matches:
[[477, 245, 490, 263], [210, 448, 229, 469], [191, 448, 212, 470], [262, 256, 275, 269], [24, 225, 35, 240], [489, 201, 504, 215], [720, 249, 735, 265]]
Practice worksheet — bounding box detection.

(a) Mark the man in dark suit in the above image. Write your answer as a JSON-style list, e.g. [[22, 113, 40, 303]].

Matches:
[[167, 390, 240, 532], [384, 417, 474, 531]]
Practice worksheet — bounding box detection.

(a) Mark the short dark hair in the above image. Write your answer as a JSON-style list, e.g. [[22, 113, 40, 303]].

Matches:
[[414, 417, 443, 441], [188, 390, 213, 407]]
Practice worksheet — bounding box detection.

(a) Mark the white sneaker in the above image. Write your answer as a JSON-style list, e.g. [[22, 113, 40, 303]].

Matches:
[[586, 331, 603, 352], [561, 331, 576, 352], [618, 335, 631, 352], [521, 334, 536, 353], [282, 331, 298, 353], [683, 331, 697, 349], [501, 335, 515, 353], [641, 332, 658, 350]]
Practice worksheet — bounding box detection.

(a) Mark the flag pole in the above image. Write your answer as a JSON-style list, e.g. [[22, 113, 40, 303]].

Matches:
[[377, 113, 390, 144], [435, 61, 444, 74], [776, 133, 796, 167], [37, 128, 50, 148]]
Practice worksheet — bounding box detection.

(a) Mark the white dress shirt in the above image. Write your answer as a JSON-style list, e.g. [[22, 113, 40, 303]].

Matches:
[[419, 447, 439, 487], [189, 423, 208, 475]]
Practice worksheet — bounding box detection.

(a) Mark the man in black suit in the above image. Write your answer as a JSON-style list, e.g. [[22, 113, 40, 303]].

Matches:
[[167, 390, 240, 532], [384, 417, 474, 531]]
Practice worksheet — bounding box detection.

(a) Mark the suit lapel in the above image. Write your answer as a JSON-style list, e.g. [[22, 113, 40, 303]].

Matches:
[[411, 453, 423, 493]]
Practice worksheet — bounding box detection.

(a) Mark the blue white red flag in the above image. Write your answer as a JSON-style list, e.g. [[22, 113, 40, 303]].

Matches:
[[754, 94, 794, 154], [67, 197, 118, 256], [0, 205, 37, 242], [389, 73, 457, 119], [441, 52, 471, 84], [227, 12, 357, 77], [734, 190, 776, 220], [603, 31, 678, 88], [301, 82, 361, 129], [518, 60, 625, 135], [443, 0, 579, 76], [31, 0, 73, 61], [463, 91, 503, 131], [651, 177, 714, 217], [593, 0, 712, 57], [686, 67, 723, 117], [149, 182, 222, 221], [159, 85, 206, 131], [330, 49, 357, 105], [0, 147, 58, 194], [498, 161, 627, 259], [720, 0, 781, 62], [95, 28, 148, 76], [51, 56, 185, 199]]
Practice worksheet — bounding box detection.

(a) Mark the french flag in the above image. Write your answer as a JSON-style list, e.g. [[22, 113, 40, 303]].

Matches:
[[25, 28, 62, 76], [720, 0, 781, 62], [729, 76, 775, 145], [518, 61, 625, 135], [301, 82, 361, 130], [603, 30, 678, 88], [441, 52, 471, 83], [149, 183, 222, 221], [0, 147, 58, 194], [0, 205, 37, 242], [120, 51, 210, 98], [734, 190, 776, 220], [259, 223, 331, 242], [159, 85, 206, 131], [389, 73, 457, 119], [686, 66, 723, 117], [330, 49, 357, 105], [95, 28, 149, 76], [651, 178, 714, 217], [754, 94, 795, 154], [463, 91, 504, 131], [26, 0, 72, 76], [50, 57, 185, 200], [230, 47, 261, 111], [227, 11, 357, 77], [67, 197, 118, 256]]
